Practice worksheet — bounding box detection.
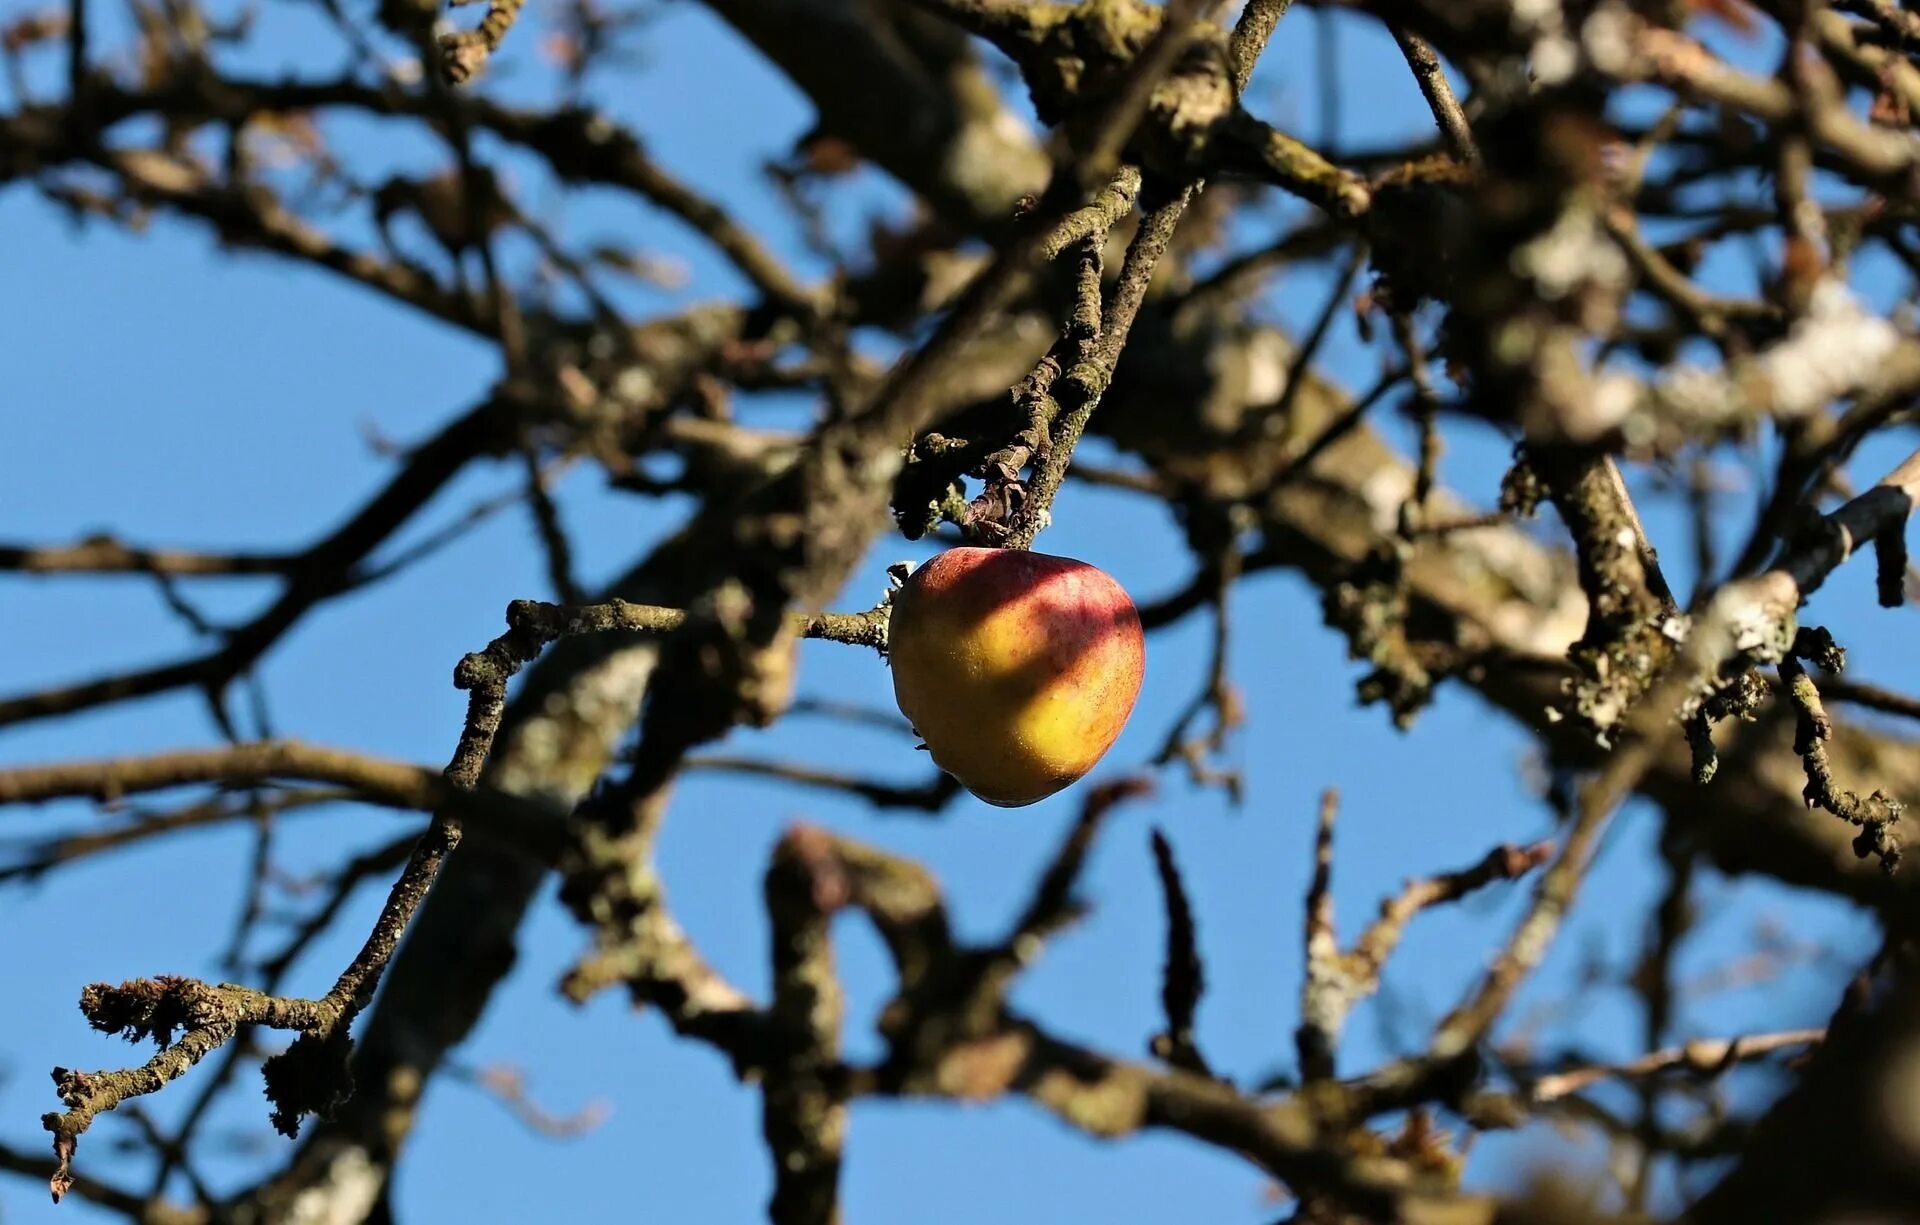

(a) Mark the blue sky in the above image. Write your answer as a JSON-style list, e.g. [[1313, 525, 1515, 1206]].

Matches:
[[0, 3, 1905, 1221]]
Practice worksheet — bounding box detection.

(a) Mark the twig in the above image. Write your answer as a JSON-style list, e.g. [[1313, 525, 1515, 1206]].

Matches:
[[1623, 831, 1695, 1208], [217, 798, 277, 974], [783, 697, 915, 735], [1349, 842, 1556, 987], [763, 828, 850, 1225], [1252, 243, 1365, 445], [42, 979, 348, 1198], [1434, 449, 1920, 1059], [1254, 363, 1406, 495], [0, 1138, 167, 1221], [438, 0, 526, 83], [1390, 311, 1443, 535], [1297, 789, 1340, 1082], [1007, 185, 1195, 549], [1430, 737, 1660, 1063], [520, 443, 581, 605], [444, 596, 890, 791], [1300, 787, 1551, 1087], [1148, 827, 1210, 1075], [1817, 675, 1920, 723], [797, 823, 1463, 1216], [65, 0, 84, 104], [1228, 0, 1294, 95], [1075, 0, 1226, 190], [1389, 26, 1476, 166], [1779, 635, 1902, 870], [446, 1063, 611, 1138], [686, 755, 960, 812], [28, 583, 884, 1183], [1001, 777, 1156, 967], [544, 115, 820, 317], [0, 788, 348, 884], [0, 741, 469, 812], [1528, 1029, 1824, 1103], [0, 538, 295, 575], [1152, 540, 1242, 798], [0, 400, 506, 732], [252, 833, 418, 984]]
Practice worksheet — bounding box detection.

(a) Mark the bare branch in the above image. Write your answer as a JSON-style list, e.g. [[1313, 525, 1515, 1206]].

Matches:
[[1147, 827, 1210, 1076], [1527, 1028, 1824, 1104]]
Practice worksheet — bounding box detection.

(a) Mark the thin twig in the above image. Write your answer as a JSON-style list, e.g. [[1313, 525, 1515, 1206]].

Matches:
[[1389, 26, 1476, 166], [1528, 1029, 1823, 1103]]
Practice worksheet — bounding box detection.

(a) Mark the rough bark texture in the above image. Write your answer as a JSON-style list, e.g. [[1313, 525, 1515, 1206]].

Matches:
[[10, 0, 1920, 1221]]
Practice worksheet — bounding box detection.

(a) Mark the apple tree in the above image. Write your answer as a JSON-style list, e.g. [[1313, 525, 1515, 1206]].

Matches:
[[6, 0, 1920, 1221]]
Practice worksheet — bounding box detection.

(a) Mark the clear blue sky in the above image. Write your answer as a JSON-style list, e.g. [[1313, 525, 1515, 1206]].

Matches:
[[1, 4, 1905, 1221]]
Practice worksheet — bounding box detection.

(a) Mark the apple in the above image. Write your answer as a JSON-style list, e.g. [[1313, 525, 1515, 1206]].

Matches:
[[887, 547, 1145, 807]]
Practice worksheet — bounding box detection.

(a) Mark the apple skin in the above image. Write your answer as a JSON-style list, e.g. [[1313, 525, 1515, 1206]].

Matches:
[[887, 547, 1145, 807]]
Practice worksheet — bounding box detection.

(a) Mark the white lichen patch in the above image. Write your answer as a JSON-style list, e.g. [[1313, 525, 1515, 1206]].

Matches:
[[1756, 280, 1901, 420], [494, 643, 661, 806], [1512, 208, 1629, 301], [1359, 463, 1416, 535], [1580, 3, 1638, 77], [1512, 0, 1579, 85], [1242, 328, 1291, 409], [278, 1144, 384, 1225]]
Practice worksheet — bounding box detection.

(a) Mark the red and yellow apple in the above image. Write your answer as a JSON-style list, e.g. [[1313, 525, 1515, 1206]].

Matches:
[[887, 547, 1145, 807]]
